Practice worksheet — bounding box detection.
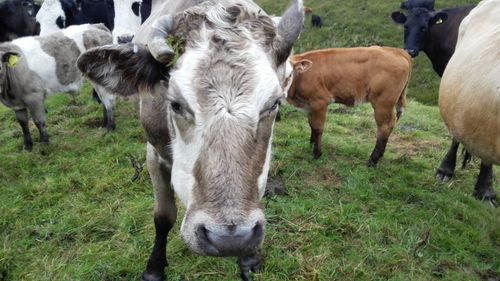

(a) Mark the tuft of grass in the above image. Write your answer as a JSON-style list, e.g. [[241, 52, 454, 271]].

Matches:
[[0, 0, 498, 281]]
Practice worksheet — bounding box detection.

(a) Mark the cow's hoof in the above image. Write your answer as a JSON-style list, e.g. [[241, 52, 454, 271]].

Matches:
[[473, 189, 497, 208], [367, 159, 377, 167], [39, 142, 50, 155], [313, 152, 322, 159], [141, 272, 165, 281], [238, 255, 262, 281], [436, 168, 453, 183], [24, 144, 33, 151]]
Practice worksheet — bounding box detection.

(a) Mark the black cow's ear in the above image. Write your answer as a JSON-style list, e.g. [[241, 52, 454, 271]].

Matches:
[[430, 11, 448, 25], [77, 43, 167, 96], [391, 11, 407, 24]]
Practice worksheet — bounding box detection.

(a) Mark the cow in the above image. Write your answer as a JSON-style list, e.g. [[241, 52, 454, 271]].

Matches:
[[439, 0, 499, 207], [283, 47, 412, 165], [0, 24, 112, 150], [77, 0, 304, 279], [0, 0, 39, 42], [36, 0, 153, 131], [400, 0, 435, 11], [391, 5, 476, 182]]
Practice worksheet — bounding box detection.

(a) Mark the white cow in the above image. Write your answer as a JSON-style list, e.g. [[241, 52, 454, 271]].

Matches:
[[439, 0, 500, 206]]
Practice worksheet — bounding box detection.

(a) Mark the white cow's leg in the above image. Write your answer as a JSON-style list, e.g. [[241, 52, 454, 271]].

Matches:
[[142, 143, 177, 281], [473, 162, 497, 207], [14, 108, 33, 150]]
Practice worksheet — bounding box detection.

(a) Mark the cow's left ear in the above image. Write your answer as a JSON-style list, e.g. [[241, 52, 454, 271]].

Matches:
[[292, 59, 312, 73], [430, 12, 448, 25]]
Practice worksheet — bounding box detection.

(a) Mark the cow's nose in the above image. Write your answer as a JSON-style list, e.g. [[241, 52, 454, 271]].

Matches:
[[197, 222, 264, 256], [117, 34, 134, 44], [405, 48, 418, 57]]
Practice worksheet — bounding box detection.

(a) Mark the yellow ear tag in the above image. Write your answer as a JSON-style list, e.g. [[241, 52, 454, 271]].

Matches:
[[435, 19, 443, 25], [7, 54, 19, 68]]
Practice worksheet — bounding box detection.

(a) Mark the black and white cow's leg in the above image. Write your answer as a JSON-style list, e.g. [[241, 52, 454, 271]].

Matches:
[[94, 85, 116, 131], [473, 162, 497, 207], [238, 253, 262, 281], [14, 108, 33, 151], [436, 138, 460, 182], [142, 144, 177, 281]]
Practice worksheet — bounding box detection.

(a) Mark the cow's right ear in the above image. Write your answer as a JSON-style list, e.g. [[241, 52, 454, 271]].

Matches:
[[391, 11, 407, 24], [77, 43, 168, 96], [293, 59, 313, 73]]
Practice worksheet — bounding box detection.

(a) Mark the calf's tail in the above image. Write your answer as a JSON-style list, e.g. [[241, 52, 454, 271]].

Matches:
[[396, 54, 413, 120]]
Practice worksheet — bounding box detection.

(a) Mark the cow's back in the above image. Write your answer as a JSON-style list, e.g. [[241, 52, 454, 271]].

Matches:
[[288, 47, 411, 107], [439, 0, 500, 164], [11, 24, 112, 94]]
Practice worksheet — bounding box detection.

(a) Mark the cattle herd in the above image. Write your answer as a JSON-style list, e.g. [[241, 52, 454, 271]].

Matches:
[[0, 0, 498, 280]]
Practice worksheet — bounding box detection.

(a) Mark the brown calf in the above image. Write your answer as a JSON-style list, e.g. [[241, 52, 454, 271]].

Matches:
[[286, 46, 412, 165]]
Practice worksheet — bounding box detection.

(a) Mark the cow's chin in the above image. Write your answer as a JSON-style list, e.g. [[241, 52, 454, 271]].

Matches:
[[180, 209, 265, 257]]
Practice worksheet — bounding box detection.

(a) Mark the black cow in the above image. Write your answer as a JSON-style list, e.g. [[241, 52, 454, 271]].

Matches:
[[400, 0, 435, 11], [392, 5, 476, 182], [0, 0, 39, 42]]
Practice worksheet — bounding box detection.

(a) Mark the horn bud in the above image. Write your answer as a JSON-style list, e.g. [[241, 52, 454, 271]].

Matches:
[[148, 15, 176, 64]]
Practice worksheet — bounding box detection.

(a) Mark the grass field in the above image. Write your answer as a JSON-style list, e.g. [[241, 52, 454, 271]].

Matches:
[[1, 0, 498, 280]]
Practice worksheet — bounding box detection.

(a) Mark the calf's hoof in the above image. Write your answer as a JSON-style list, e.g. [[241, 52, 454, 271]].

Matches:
[[473, 189, 497, 208], [367, 158, 378, 167], [141, 272, 165, 281], [436, 168, 453, 183], [24, 144, 33, 151], [39, 142, 50, 155]]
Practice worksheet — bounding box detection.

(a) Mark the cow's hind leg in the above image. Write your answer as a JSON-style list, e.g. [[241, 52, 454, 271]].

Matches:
[[238, 254, 262, 281], [436, 138, 460, 182], [307, 104, 327, 159], [15, 109, 33, 151], [142, 143, 177, 281], [369, 102, 396, 166], [473, 162, 497, 207]]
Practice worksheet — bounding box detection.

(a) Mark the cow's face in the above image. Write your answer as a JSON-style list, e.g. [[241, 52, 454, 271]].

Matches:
[[1, 0, 38, 37], [112, 0, 142, 43], [78, 0, 304, 257], [392, 8, 448, 57], [36, 0, 82, 35]]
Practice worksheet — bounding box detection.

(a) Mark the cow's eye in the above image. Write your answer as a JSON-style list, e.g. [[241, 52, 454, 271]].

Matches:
[[270, 99, 281, 111], [171, 101, 183, 114]]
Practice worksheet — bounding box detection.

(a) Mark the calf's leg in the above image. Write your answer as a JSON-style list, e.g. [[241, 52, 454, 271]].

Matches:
[[26, 98, 49, 145], [473, 162, 497, 207], [15, 109, 33, 150], [307, 105, 327, 159], [436, 138, 460, 182], [369, 103, 396, 166], [142, 144, 177, 281]]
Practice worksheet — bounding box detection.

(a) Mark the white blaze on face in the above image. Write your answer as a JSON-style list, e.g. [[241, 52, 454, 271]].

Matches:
[[36, 0, 65, 36], [112, 0, 142, 43], [168, 37, 281, 208]]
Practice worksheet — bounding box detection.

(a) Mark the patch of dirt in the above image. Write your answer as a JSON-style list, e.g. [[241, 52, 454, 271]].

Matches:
[[265, 176, 288, 196], [303, 166, 342, 189], [390, 134, 442, 157]]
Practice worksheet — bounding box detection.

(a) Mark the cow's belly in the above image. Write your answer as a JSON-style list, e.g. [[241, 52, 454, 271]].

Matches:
[[439, 67, 500, 165]]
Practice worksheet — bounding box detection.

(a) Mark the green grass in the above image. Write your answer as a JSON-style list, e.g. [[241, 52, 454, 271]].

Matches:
[[1, 0, 498, 280]]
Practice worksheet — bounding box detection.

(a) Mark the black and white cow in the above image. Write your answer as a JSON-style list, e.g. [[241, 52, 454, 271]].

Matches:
[[0, 0, 39, 42], [36, 0, 153, 131], [391, 5, 477, 183], [77, 0, 305, 280], [0, 24, 112, 150]]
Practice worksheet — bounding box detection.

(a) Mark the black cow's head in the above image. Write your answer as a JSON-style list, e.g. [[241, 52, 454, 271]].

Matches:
[[392, 7, 448, 57]]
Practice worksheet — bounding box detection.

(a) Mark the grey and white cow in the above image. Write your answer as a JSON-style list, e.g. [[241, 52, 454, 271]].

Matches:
[[77, 0, 304, 280], [0, 24, 112, 150]]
